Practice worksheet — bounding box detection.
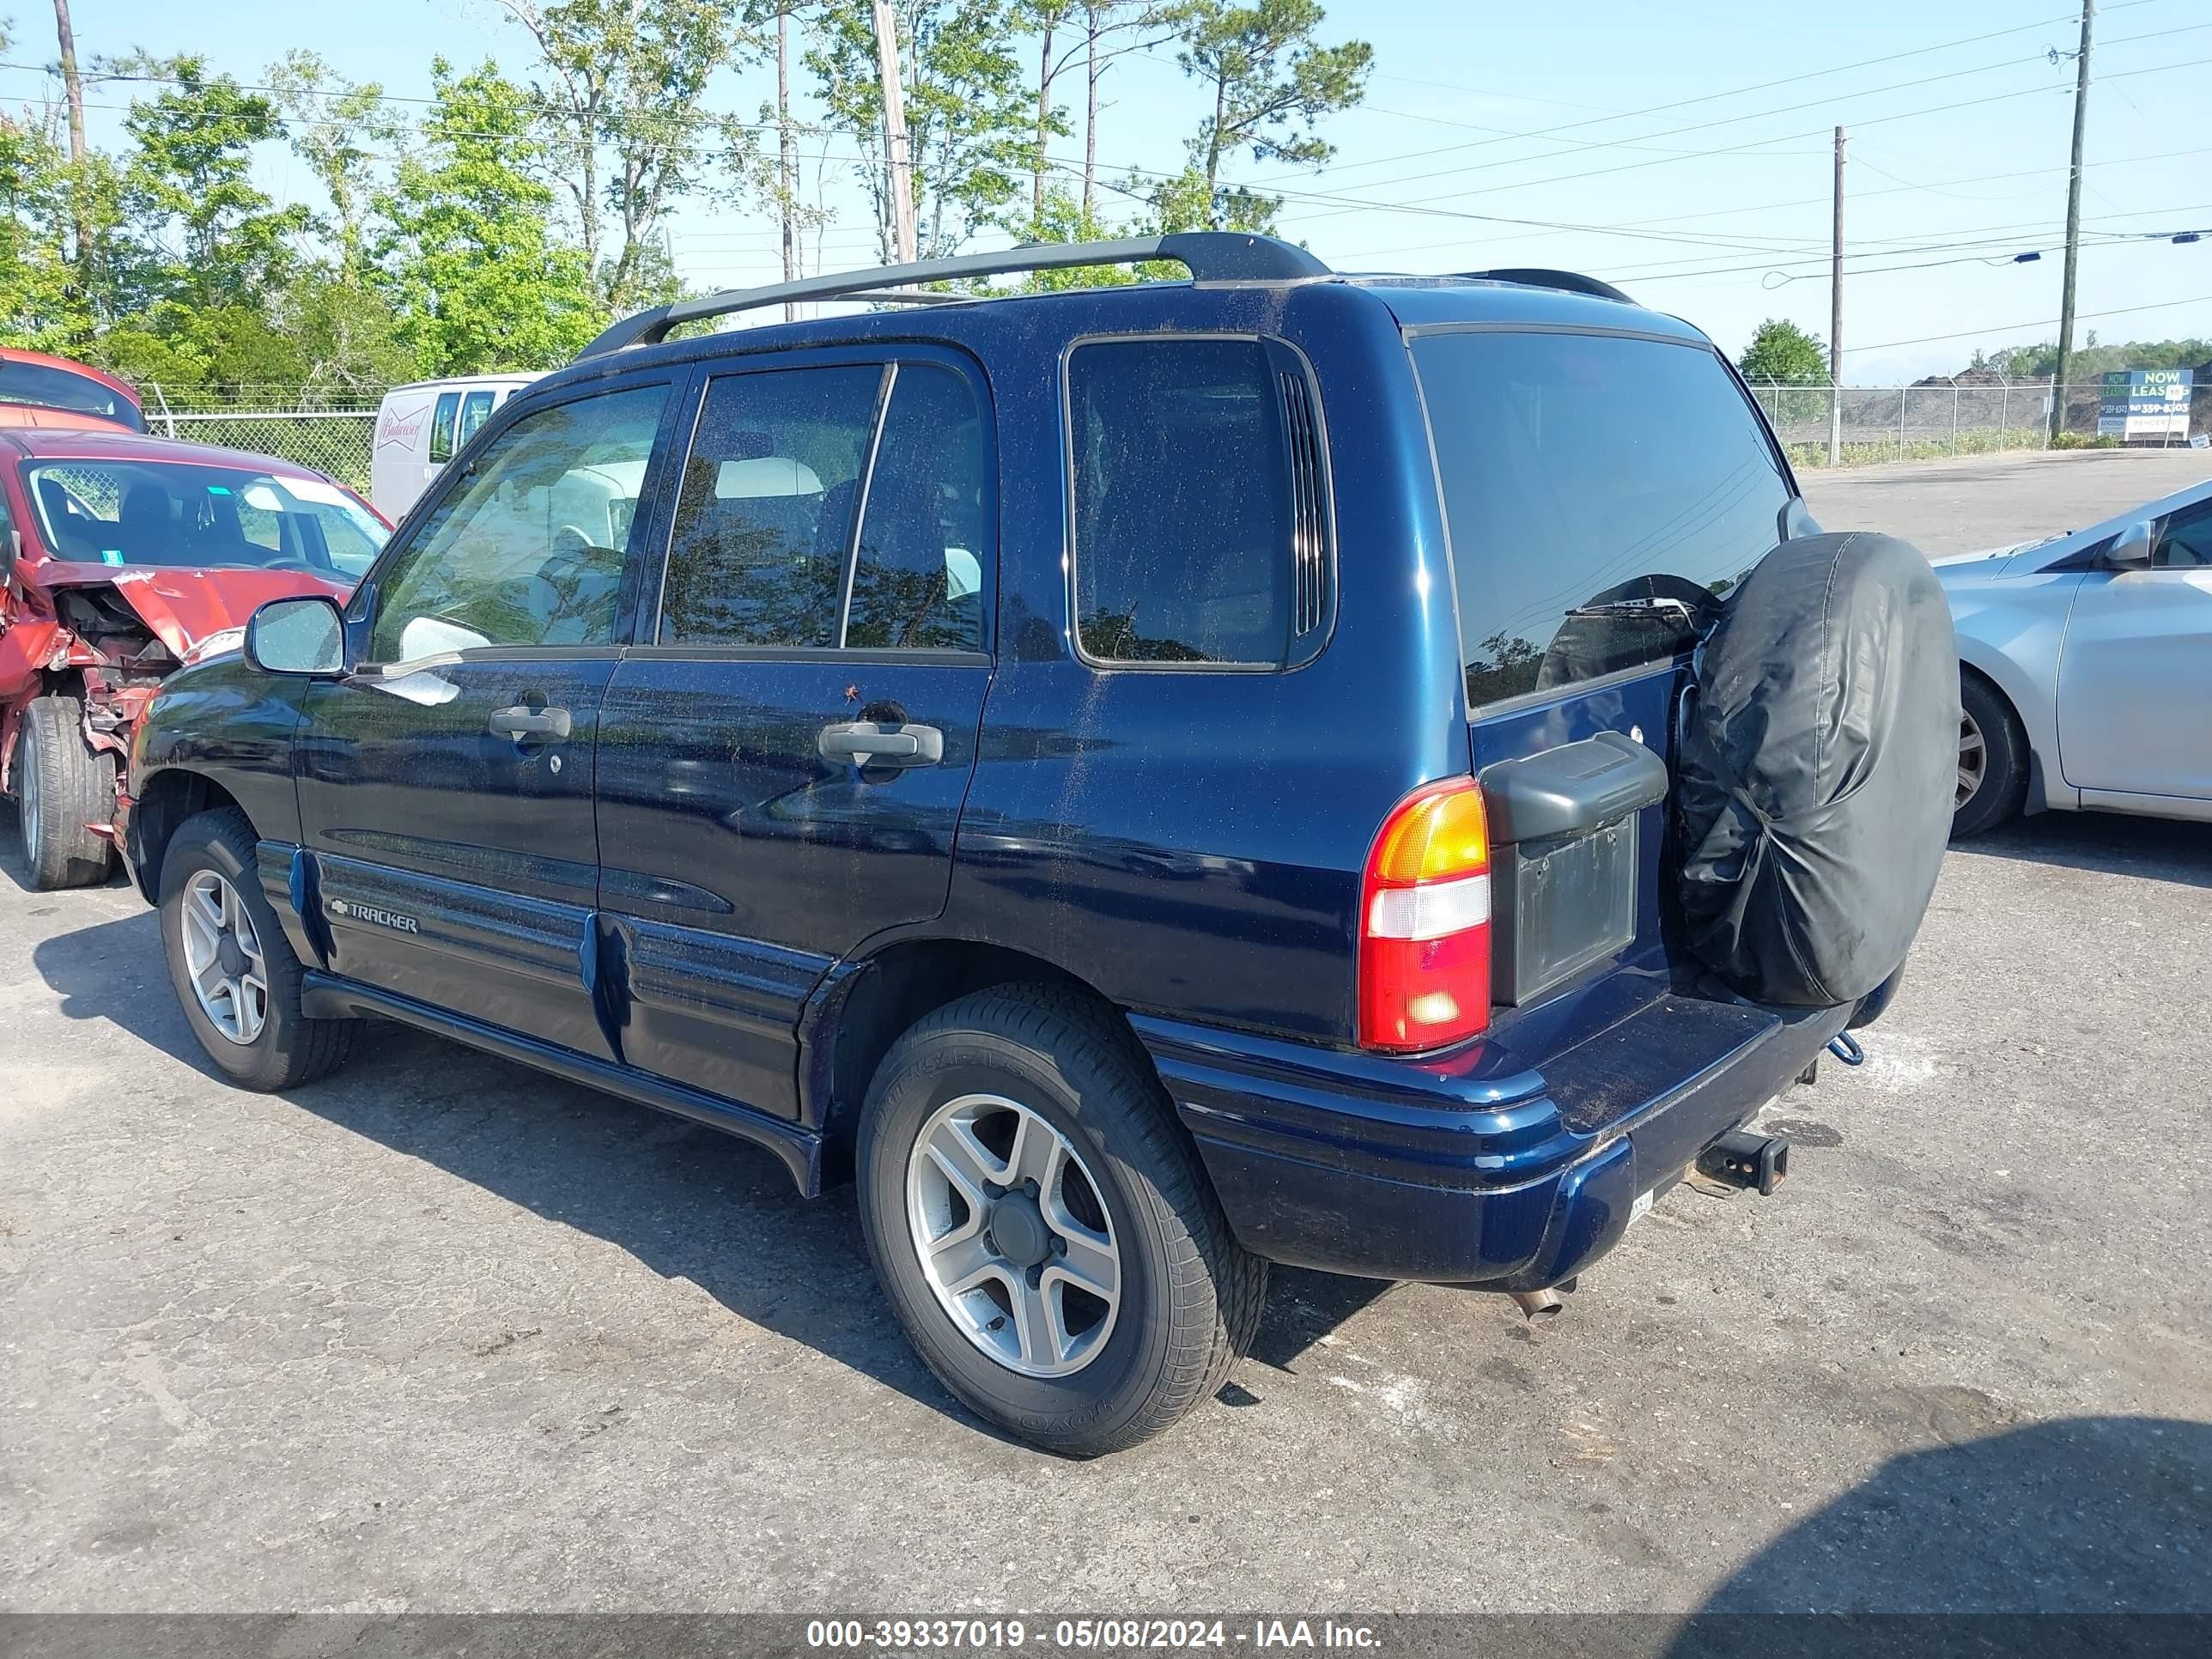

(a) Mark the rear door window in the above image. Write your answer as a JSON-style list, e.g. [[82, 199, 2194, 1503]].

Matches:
[[1411, 330, 1792, 710], [1066, 337, 1329, 666], [656, 365, 882, 649], [846, 364, 990, 652]]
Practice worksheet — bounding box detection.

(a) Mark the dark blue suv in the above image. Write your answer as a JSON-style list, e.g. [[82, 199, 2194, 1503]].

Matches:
[[120, 234, 1887, 1455]]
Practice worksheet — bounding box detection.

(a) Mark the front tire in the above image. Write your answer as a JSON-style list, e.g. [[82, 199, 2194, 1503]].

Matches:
[[856, 984, 1266, 1456], [15, 695, 115, 890], [158, 807, 356, 1090], [1952, 673, 2027, 839]]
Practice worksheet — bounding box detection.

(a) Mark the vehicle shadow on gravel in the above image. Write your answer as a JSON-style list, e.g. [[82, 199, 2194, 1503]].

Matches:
[[1950, 811, 2212, 890], [1669, 1415, 2211, 1633], [29, 900, 1375, 1445]]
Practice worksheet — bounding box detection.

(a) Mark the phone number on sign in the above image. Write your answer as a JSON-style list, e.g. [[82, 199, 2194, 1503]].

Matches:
[[806, 1619, 1238, 1650]]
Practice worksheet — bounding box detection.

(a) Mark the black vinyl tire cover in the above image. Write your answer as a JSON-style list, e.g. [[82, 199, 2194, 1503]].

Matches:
[[1675, 531, 1958, 1007]]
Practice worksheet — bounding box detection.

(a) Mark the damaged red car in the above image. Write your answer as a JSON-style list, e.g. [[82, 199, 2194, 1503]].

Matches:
[[1, 425, 387, 887]]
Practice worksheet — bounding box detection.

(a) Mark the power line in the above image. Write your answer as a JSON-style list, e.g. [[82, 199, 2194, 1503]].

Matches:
[[1622, 221, 2205, 289], [1330, 145, 2212, 263], [1846, 291, 2212, 356], [1239, 5, 2191, 192], [1273, 48, 2212, 228]]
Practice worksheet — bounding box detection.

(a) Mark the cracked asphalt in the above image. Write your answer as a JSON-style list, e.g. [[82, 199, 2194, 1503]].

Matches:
[[2, 451, 2208, 1615]]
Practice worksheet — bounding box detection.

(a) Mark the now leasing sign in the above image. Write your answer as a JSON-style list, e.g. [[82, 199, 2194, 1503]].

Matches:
[[2097, 368, 2193, 440]]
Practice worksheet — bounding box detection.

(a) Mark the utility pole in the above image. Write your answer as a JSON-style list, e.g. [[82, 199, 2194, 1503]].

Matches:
[[1829, 125, 1844, 466], [776, 6, 799, 319], [870, 0, 919, 266], [51, 0, 88, 270], [2051, 0, 2094, 442]]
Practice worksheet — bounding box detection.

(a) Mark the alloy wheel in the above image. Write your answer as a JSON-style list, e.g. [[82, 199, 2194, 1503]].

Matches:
[[905, 1092, 1121, 1378], [179, 868, 270, 1045], [1956, 710, 1987, 809]]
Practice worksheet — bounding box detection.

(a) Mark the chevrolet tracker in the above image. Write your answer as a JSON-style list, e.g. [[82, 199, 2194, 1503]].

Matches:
[[118, 234, 1955, 1455]]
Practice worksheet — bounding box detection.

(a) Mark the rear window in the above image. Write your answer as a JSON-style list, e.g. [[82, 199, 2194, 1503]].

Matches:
[[1412, 330, 1791, 710], [0, 361, 143, 430], [1066, 337, 1328, 666]]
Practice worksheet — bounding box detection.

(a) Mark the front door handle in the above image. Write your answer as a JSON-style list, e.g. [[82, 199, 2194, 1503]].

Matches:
[[819, 720, 944, 767], [489, 704, 573, 740]]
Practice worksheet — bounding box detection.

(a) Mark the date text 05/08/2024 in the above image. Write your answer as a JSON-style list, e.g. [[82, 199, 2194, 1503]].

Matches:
[[805, 1620, 1383, 1651]]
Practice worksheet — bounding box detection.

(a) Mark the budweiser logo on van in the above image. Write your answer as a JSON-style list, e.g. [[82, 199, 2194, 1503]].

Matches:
[[376, 401, 432, 449]]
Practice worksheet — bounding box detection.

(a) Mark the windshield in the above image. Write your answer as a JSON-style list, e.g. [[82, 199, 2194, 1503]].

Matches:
[[0, 361, 144, 430], [23, 459, 387, 580]]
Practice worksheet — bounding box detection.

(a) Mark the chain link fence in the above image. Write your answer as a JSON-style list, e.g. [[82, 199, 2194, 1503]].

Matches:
[[139, 376, 2211, 494], [150, 409, 378, 495], [1747, 379, 2212, 470]]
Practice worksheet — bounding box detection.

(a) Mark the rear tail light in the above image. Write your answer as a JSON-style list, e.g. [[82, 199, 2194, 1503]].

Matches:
[[1358, 776, 1492, 1051]]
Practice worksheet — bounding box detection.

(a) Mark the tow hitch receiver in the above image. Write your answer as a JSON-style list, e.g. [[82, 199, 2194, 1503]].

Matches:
[[1697, 1130, 1790, 1196]]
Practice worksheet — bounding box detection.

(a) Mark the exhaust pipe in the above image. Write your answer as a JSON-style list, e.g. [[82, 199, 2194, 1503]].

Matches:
[[1510, 1287, 1564, 1321]]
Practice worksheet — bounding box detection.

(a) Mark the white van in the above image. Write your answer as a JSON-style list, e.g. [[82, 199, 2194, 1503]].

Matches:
[[370, 374, 539, 523]]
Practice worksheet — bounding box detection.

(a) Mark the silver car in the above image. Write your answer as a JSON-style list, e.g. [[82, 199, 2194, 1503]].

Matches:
[[1938, 473, 2212, 836]]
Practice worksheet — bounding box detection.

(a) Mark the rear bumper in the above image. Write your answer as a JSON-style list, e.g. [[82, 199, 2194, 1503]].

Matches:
[[1133, 990, 1852, 1289]]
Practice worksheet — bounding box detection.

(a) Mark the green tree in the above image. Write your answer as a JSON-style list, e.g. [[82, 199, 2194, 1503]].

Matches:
[[1142, 161, 1275, 234], [495, 0, 757, 308], [265, 52, 403, 280], [1010, 183, 1135, 287], [374, 58, 605, 375], [1076, 3, 1174, 216], [0, 106, 87, 348], [810, 0, 1035, 260], [76, 56, 313, 397], [1172, 0, 1369, 227], [107, 56, 308, 320], [1989, 335, 2211, 383], [1737, 319, 1829, 386], [1014, 0, 1079, 229]]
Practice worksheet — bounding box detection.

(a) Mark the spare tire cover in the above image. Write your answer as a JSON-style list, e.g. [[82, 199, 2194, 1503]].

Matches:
[[1676, 531, 1958, 1007]]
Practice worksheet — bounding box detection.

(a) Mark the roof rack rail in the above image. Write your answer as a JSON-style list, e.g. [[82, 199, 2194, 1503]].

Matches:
[[577, 232, 1333, 358], [1458, 267, 1633, 304]]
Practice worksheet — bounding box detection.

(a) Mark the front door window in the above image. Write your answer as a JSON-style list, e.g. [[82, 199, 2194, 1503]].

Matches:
[[368, 386, 668, 660]]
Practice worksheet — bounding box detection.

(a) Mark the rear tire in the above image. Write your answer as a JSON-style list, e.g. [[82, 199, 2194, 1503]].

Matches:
[[856, 984, 1266, 1456], [15, 694, 115, 890], [1952, 673, 2027, 839], [158, 807, 356, 1091]]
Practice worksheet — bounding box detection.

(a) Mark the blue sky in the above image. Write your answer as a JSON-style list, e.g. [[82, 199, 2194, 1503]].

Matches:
[[6, 0, 2209, 381]]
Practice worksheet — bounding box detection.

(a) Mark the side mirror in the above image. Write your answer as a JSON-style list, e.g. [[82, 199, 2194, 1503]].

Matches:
[[1780, 496, 1822, 543], [2104, 520, 2156, 569], [245, 595, 346, 676]]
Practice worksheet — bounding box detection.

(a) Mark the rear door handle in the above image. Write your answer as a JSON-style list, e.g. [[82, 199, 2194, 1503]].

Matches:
[[489, 705, 573, 740], [818, 720, 944, 767]]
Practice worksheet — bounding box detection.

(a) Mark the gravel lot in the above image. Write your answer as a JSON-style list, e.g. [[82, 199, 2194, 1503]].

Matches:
[[3, 450, 2209, 1617]]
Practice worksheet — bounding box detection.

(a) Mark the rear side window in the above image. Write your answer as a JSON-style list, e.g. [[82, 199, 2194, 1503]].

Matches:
[[428, 391, 461, 463], [657, 366, 881, 648], [1066, 337, 1328, 666], [1412, 330, 1791, 710]]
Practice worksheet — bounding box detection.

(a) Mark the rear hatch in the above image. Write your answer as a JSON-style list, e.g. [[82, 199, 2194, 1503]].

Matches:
[[1405, 319, 1804, 1054]]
